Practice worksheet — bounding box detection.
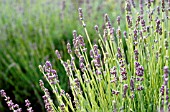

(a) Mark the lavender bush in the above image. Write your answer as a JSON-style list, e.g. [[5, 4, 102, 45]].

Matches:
[[1, 0, 170, 111]]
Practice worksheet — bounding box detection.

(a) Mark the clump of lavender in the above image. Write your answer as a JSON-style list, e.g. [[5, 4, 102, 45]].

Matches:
[[30, 0, 169, 111], [1, 0, 170, 111], [39, 2, 169, 110]]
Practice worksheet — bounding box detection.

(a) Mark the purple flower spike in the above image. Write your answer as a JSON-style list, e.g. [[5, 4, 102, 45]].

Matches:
[[110, 27, 114, 35], [104, 13, 110, 23], [137, 85, 144, 91], [90, 50, 94, 58], [73, 30, 77, 39], [123, 84, 128, 97], [140, 0, 143, 14], [94, 25, 99, 32], [117, 47, 122, 59], [126, 1, 131, 13], [110, 66, 117, 76], [0, 89, 6, 97], [45, 61, 52, 69], [131, 0, 136, 8], [126, 15, 132, 28], [130, 77, 135, 91], [78, 8, 83, 20], [55, 50, 62, 59], [164, 66, 169, 74], [163, 66, 169, 86], [78, 35, 85, 47], [123, 31, 127, 38], [117, 16, 121, 25], [134, 49, 139, 61], [25, 99, 34, 112], [136, 65, 144, 77], [67, 42, 72, 54]]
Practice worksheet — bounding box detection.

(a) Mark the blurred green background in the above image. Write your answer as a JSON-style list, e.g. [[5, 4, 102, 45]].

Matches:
[[0, 0, 124, 111]]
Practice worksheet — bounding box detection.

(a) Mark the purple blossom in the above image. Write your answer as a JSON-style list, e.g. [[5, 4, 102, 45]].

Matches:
[[140, 0, 143, 14], [104, 13, 110, 23], [0, 89, 6, 97], [16, 108, 22, 112], [110, 66, 117, 77], [60, 104, 65, 112], [55, 50, 62, 59], [130, 94, 135, 99], [78, 8, 83, 20], [121, 68, 127, 80], [94, 25, 99, 32], [80, 62, 86, 72], [116, 28, 121, 38], [110, 27, 115, 35], [123, 31, 127, 38], [137, 85, 144, 91], [130, 77, 135, 91], [44, 61, 59, 84], [147, 0, 151, 8], [25, 99, 34, 112], [125, 1, 131, 13], [90, 49, 94, 58], [40, 82, 54, 112], [25, 99, 31, 107], [134, 49, 139, 61], [160, 66, 169, 108], [60, 90, 65, 96], [67, 42, 72, 54], [164, 66, 169, 75], [117, 47, 122, 59], [79, 55, 85, 63], [126, 15, 132, 28], [106, 21, 112, 29], [78, 35, 85, 47], [93, 44, 98, 51], [112, 90, 120, 95], [163, 66, 169, 86], [135, 61, 140, 68], [74, 78, 80, 87], [117, 16, 120, 26], [104, 29, 108, 41], [123, 84, 128, 97], [42, 95, 52, 112], [140, 30, 143, 39], [160, 85, 165, 95], [94, 54, 101, 67], [135, 64, 144, 77], [73, 30, 77, 39], [161, 0, 165, 12], [45, 61, 52, 69], [141, 19, 145, 27], [133, 29, 138, 41], [131, 0, 135, 8]]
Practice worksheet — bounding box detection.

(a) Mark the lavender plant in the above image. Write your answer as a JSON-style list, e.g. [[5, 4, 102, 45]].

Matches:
[[1, 0, 170, 112]]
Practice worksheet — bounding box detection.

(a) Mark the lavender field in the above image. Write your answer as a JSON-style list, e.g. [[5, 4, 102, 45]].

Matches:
[[0, 0, 170, 112]]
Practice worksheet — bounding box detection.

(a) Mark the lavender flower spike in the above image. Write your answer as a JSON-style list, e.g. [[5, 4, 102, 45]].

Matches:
[[55, 50, 62, 59]]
